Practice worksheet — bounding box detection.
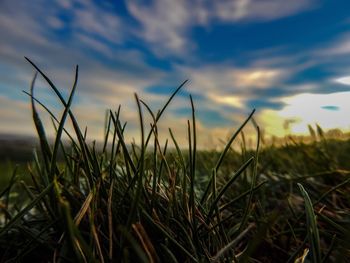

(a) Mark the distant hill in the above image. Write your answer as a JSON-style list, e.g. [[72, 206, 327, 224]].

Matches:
[[0, 133, 37, 162]]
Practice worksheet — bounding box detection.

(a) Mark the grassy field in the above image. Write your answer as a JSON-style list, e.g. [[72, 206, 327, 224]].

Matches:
[[0, 60, 349, 262]]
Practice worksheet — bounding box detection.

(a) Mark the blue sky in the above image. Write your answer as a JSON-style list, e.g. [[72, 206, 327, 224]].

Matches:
[[1, 0, 350, 145]]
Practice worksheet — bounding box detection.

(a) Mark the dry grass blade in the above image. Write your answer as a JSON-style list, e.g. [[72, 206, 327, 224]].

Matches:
[[294, 248, 309, 263], [132, 222, 159, 263], [74, 191, 94, 226], [91, 219, 104, 263]]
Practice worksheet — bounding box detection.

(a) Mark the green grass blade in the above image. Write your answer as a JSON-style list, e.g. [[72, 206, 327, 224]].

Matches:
[[102, 109, 113, 156], [144, 80, 188, 148], [108, 179, 115, 261], [169, 128, 187, 207], [215, 109, 255, 173], [218, 180, 266, 212], [118, 226, 149, 263], [26, 57, 93, 185], [212, 223, 255, 263], [142, 210, 198, 262], [29, 71, 52, 175], [50, 65, 78, 180], [156, 79, 188, 122], [126, 93, 145, 229], [159, 244, 179, 263], [170, 218, 198, 260], [322, 234, 336, 263], [0, 165, 18, 199], [207, 157, 254, 221], [189, 95, 197, 223], [0, 181, 54, 236], [239, 126, 260, 231], [314, 176, 350, 206], [110, 111, 136, 174], [297, 183, 322, 263], [60, 197, 96, 262], [23, 90, 77, 147]]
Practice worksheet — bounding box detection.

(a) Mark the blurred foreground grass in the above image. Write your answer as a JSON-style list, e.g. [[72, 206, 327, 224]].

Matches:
[[0, 59, 349, 262]]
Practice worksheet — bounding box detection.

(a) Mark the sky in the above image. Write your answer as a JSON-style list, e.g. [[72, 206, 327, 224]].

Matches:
[[1, 0, 350, 147]]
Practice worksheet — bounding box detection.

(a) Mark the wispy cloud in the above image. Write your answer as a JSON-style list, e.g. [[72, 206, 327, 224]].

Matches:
[[70, 0, 124, 46], [126, 0, 316, 57], [0, 0, 128, 62], [126, 0, 192, 57], [211, 0, 316, 22], [318, 33, 350, 56]]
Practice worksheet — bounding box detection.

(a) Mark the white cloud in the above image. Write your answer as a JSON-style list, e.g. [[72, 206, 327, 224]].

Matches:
[[178, 64, 287, 98], [207, 94, 245, 109], [335, 76, 350, 85], [232, 69, 283, 88]]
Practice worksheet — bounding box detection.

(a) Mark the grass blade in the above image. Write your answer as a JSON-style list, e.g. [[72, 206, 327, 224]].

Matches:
[[50, 65, 78, 180], [215, 109, 255, 173], [297, 183, 322, 263], [239, 126, 260, 231], [207, 157, 254, 221], [29, 72, 52, 175]]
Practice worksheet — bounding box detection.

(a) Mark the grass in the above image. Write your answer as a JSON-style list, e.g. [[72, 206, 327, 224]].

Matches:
[[0, 59, 350, 262]]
